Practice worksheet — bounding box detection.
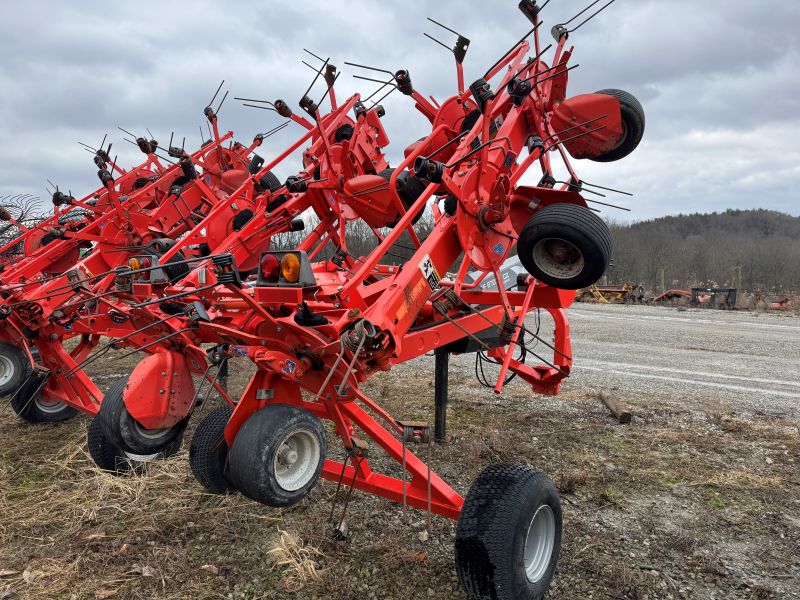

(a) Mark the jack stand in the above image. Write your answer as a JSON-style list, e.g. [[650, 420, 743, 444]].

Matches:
[[434, 347, 451, 443], [218, 358, 229, 401], [400, 422, 433, 532]]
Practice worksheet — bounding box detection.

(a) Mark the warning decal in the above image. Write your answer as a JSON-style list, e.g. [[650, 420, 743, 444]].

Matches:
[[419, 254, 441, 290]]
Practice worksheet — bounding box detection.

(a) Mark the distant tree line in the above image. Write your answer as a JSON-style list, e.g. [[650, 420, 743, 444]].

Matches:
[[607, 209, 800, 293]]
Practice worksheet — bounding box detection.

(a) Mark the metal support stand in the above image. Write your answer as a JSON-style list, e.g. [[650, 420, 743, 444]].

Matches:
[[434, 347, 449, 443], [218, 358, 229, 400]]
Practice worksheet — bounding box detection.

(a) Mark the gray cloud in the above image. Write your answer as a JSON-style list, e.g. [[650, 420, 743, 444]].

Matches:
[[0, 0, 797, 221]]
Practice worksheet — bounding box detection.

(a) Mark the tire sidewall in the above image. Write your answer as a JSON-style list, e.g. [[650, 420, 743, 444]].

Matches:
[[509, 477, 563, 598], [99, 375, 185, 454], [189, 404, 234, 494], [228, 404, 326, 507], [590, 89, 645, 163], [0, 342, 28, 397], [9, 371, 78, 423], [518, 205, 611, 290], [455, 465, 563, 600]]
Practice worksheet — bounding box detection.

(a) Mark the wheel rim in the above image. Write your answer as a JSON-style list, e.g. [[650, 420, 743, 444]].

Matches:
[[34, 393, 68, 414], [532, 237, 584, 280], [273, 427, 320, 492], [609, 118, 628, 152], [523, 504, 556, 583], [0, 353, 16, 387], [122, 451, 159, 462], [132, 420, 173, 442]]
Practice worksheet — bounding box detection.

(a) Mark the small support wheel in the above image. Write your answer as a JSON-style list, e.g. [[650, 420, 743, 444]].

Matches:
[[227, 404, 326, 507], [517, 203, 612, 290], [10, 372, 78, 423], [189, 404, 235, 494], [455, 463, 562, 600], [378, 168, 427, 226], [443, 194, 458, 216], [589, 89, 645, 162], [0, 342, 28, 397], [98, 376, 187, 455], [87, 417, 181, 475]]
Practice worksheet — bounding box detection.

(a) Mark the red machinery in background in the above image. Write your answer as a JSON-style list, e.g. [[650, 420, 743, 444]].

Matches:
[[0, 98, 276, 422]]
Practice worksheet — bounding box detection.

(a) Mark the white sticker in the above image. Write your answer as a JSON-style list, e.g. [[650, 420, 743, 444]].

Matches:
[[419, 254, 441, 290]]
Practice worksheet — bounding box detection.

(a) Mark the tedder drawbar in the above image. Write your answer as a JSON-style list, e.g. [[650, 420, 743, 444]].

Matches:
[[0, 2, 644, 598]]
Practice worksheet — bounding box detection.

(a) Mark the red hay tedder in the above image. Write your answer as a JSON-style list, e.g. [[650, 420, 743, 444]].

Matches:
[[0, 2, 644, 597]]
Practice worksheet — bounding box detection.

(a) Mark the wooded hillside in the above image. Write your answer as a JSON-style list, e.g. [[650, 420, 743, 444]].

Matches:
[[608, 209, 800, 293]]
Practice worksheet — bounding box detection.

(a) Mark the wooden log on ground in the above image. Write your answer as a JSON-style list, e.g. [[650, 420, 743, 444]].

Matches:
[[599, 391, 632, 424]]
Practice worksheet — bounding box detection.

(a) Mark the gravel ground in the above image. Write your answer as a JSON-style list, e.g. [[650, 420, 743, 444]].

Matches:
[[567, 303, 800, 419]]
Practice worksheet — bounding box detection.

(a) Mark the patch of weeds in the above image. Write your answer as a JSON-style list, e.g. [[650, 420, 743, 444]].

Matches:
[[595, 484, 624, 506], [558, 470, 588, 495], [706, 494, 727, 511]]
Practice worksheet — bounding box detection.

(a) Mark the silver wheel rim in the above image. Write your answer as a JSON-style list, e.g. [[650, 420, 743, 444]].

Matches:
[[532, 237, 584, 280], [34, 394, 69, 415], [123, 451, 159, 462], [132, 420, 173, 441], [273, 428, 320, 492], [0, 353, 15, 387], [524, 504, 556, 583]]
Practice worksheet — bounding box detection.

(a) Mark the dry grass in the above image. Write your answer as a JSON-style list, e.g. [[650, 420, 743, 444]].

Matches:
[[0, 414, 288, 599], [266, 530, 324, 593]]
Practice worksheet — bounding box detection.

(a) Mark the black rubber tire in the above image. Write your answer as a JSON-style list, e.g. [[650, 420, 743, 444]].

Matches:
[[140, 239, 189, 284], [163, 250, 190, 284], [9, 371, 78, 423], [0, 342, 28, 397], [98, 375, 187, 455], [88, 417, 182, 475], [517, 203, 612, 290], [590, 89, 645, 163], [189, 404, 235, 494], [259, 171, 283, 194], [444, 194, 458, 216], [232, 209, 254, 232], [455, 463, 563, 600], [227, 404, 326, 508], [334, 124, 354, 143], [378, 168, 427, 226]]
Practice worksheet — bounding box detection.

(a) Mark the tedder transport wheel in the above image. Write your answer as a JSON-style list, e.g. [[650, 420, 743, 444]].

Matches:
[[189, 404, 235, 494], [378, 168, 427, 226], [0, 342, 28, 397], [98, 376, 187, 455], [87, 417, 181, 474], [227, 404, 326, 507], [518, 203, 612, 290], [9, 371, 78, 423], [455, 463, 563, 600], [590, 89, 645, 163]]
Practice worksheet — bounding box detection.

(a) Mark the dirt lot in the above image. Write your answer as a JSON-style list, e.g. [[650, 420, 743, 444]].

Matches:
[[1, 304, 799, 599]]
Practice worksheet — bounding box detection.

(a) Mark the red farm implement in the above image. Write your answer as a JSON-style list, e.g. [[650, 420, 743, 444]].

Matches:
[[1, 1, 644, 598]]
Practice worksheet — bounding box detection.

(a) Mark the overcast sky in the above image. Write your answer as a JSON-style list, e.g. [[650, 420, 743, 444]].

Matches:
[[1, 0, 798, 222]]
